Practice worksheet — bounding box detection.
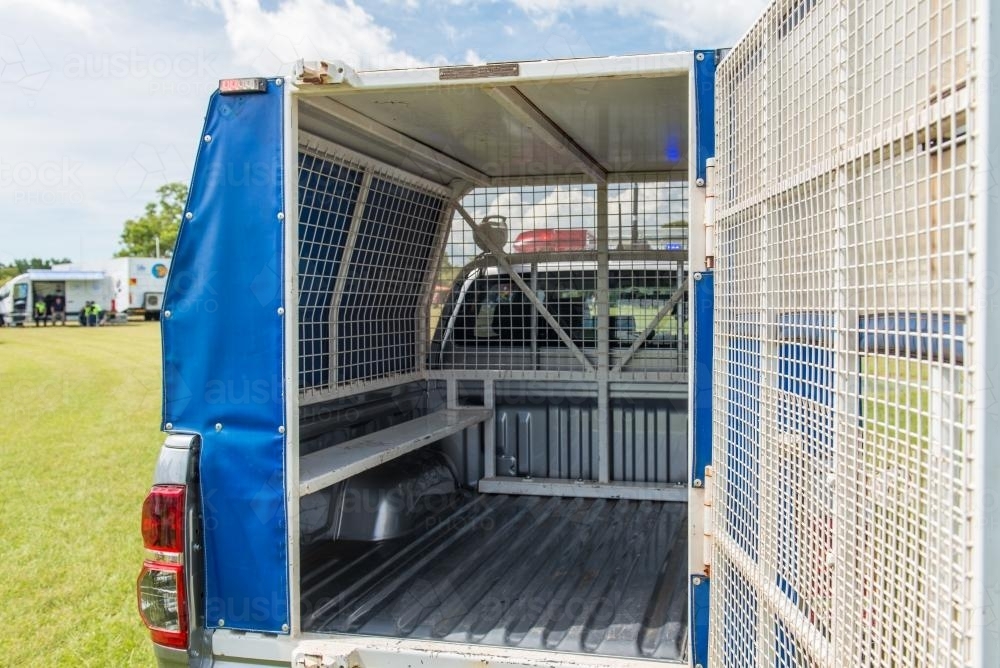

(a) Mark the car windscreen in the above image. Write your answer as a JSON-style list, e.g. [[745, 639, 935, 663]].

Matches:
[[442, 269, 686, 348]]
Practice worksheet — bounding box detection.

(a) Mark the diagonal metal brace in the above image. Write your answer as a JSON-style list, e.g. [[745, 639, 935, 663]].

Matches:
[[454, 203, 595, 373], [611, 278, 689, 374]]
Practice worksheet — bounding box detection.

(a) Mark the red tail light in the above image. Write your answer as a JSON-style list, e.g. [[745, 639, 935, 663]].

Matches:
[[142, 485, 185, 551], [137, 485, 188, 649]]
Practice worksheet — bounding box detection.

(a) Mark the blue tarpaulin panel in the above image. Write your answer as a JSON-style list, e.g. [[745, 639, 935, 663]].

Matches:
[[694, 49, 717, 184], [692, 272, 714, 482], [690, 575, 711, 668], [161, 81, 289, 633]]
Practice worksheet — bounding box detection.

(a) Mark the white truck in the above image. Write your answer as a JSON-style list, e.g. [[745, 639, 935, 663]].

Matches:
[[0, 270, 112, 325], [55, 257, 171, 319], [136, 1, 999, 667]]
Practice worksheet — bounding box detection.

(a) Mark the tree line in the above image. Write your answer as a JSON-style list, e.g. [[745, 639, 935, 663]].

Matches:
[[0, 258, 74, 283], [2, 182, 188, 285], [116, 182, 187, 258]]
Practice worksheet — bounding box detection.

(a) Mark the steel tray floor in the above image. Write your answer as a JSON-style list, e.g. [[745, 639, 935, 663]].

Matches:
[[301, 493, 689, 661]]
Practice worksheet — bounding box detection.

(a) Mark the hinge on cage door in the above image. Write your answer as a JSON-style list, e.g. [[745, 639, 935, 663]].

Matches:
[[702, 465, 715, 575]]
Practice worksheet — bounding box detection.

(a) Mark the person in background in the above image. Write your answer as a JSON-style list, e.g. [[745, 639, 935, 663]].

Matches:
[[79, 302, 90, 326], [51, 290, 66, 326], [33, 297, 47, 327]]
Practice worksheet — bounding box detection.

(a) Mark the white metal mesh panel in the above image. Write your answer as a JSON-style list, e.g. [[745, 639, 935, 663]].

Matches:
[[711, 0, 980, 666], [430, 179, 689, 378], [296, 137, 450, 401]]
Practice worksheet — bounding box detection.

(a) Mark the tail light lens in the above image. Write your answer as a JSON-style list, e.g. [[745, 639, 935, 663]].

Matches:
[[137, 562, 188, 648], [137, 485, 188, 649], [142, 484, 185, 551]]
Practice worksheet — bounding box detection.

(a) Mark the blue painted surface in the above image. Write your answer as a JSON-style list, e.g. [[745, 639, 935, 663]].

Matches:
[[694, 50, 717, 184], [162, 81, 289, 633], [859, 312, 965, 364], [690, 576, 711, 668], [775, 311, 965, 363], [777, 342, 834, 445], [692, 272, 714, 481]]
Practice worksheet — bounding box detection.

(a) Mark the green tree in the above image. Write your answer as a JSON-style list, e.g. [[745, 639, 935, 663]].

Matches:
[[0, 257, 73, 283], [117, 182, 188, 257], [436, 252, 460, 284]]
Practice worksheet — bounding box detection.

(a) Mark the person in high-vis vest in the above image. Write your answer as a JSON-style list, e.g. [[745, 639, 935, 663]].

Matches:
[[86, 301, 100, 327], [33, 298, 47, 327]]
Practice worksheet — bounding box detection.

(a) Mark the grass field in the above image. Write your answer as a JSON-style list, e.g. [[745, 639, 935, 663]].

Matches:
[[0, 322, 161, 667]]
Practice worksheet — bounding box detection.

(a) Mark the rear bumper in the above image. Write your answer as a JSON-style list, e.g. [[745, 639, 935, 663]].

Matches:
[[204, 631, 685, 667], [152, 643, 188, 667]]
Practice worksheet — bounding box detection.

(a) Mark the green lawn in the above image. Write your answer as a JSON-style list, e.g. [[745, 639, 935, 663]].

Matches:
[[0, 322, 161, 667]]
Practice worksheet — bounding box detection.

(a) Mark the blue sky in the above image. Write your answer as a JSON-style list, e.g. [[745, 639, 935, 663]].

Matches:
[[0, 0, 765, 262]]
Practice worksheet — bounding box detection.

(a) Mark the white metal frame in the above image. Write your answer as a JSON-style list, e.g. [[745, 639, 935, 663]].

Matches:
[[282, 76, 303, 637], [211, 629, 686, 667], [294, 52, 692, 96], [279, 53, 699, 659], [975, 3, 997, 666]]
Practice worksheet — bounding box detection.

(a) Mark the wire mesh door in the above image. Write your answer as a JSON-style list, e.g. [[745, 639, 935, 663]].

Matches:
[[711, 0, 983, 666]]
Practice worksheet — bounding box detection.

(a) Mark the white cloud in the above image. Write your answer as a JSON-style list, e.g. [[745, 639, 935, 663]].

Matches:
[[0, 0, 761, 263], [505, 0, 766, 46], [1, 0, 97, 34], [0, 0, 229, 261], [214, 0, 424, 74]]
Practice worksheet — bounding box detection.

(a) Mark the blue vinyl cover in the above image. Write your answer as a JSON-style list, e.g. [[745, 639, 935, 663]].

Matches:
[[693, 49, 717, 184], [692, 272, 714, 481], [690, 575, 710, 667], [161, 82, 289, 633]]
